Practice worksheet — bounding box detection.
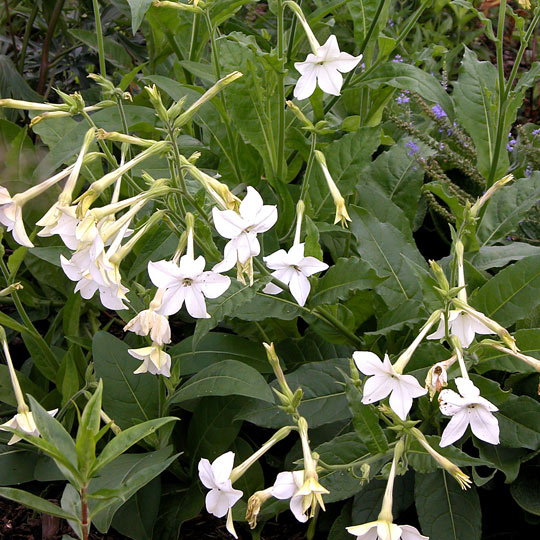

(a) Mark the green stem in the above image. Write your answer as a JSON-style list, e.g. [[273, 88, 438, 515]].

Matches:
[[487, 0, 508, 187], [18, 3, 39, 73], [286, 0, 301, 62], [189, 13, 200, 62], [299, 133, 317, 202], [92, 0, 107, 77], [318, 447, 394, 471], [277, 0, 286, 182]]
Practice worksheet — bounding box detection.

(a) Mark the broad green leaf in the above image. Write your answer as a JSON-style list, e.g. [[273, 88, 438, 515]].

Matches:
[[468, 243, 540, 271], [170, 360, 274, 404], [238, 358, 351, 429], [169, 332, 271, 376], [477, 173, 540, 246], [0, 446, 37, 485], [68, 29, 132, 68], [126, 0, 153, 33], [210, 0, 252, 26], [92, 417, 177, 474], [497, 395, 540, 450], [350, 206, 426, 306], [415, 471, 481, 540], [29, 246, 70, 267], [453, 48, 505, 179], [0, 365, 44, 407], [477, 444, 525, 483], [511, 467, 540, 516], [90, 449, 177, 531], [345, 378, 388, 455], [231, 291, 302, 322], [472, 254, 540, 327], [309, 127, 381, 220], [193, 279, 264, 346], [0, 55, 41, 102], [365, 62, 455, 119], [93, 332, 159, 429], [0, 487, 79, 521], [310, 257, 381, 306]]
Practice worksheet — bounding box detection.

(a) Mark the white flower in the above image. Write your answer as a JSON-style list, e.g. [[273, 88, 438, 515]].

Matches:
[[0, 187, 33, 247], [128, 344, 171, 377], [353, 351, 427, 421], [212, 187, 277, 272], [38, 206, 80, 249], [439, 377, 499, 447], [347, 520, 428, 540], [0, 408, 58, 445], [427, 310, 494, 348], [124, 310, 171, 346], [294, 35, 362, 100], [148, 255, 231, 319], [198, 452, 243, 538], [262, 243, 328, 306], [271, 471, 308, 523]]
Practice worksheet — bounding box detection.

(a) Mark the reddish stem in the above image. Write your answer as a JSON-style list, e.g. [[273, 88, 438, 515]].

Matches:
[[81, 484, 89, 540]]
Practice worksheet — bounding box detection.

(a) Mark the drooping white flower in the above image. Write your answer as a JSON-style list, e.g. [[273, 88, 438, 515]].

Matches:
[[124, 309, 171, 346], [212, 187, 278, 272], [0, 187, 34, 248], [148, 255, 231, 319], [294, 35, 363, 100], [271, 471, 308, 523], [263, 243, 328, 306], [128, 344, 171, 377], [347, 520, 428, 540], [353, 351, 427, 421], [0, 409, 58, 445], [439, 377, 499, 447], [427, 310, 494, 348], [198, 452, 243, 538], [38, 206, 80, 249]]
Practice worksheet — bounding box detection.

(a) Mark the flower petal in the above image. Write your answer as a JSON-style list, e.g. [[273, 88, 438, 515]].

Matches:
[[199, 271, 231, 299], [271, 472, 298, 500], [212, 207, 246, 239], [361, 375, 393, 405], [439, 389, 466, 416], [250, 205, 278, 234], [469, 407, 500, 445], [264, 249, 290, 270], [148, 260, 181, 289], [290, 495, 309, 523], [389, 381, 414, 421], [332, 52, 363, 73], [288, 270, 310, 307], [293, 64, 318, 100], [316, 65, 343, 96], [184, 286, 209, 319], [299, 256, 329, 276], [212, 451, 236, 484], [400, 525, 430, 540], [206, 489, 230, 518], [158, 286, 186, 316], [198, 458, 218, 490], [239, 186, 264, 222], [440, 411, 470, 447], [353, 351, 385, 376]]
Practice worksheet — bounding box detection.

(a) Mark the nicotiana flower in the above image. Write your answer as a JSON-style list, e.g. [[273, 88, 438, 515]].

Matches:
[[271, 471, 308, 523], [353, 351, 427, 421], [148, 255, 231, 319], [294, 35, 362, 100], [0, 409, 58, 445], [439, 377, 499, 447], [212, 186, 278, 272], [263, 243, 328, 306], [124, 308, 171, 346], [347, 521, 428, 540], [128, 344, 171, 377], [427, 309, 494, 348], [198, 452, 243, 538]]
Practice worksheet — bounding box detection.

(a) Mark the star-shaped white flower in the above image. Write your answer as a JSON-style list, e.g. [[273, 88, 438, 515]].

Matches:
[[0, 408, 58, 445], [262, 243, 328, 306], [128, 344, 171, 377], [212, 187, 277, 272], [0, 187, 33, 247], [148, 255, 231, 319], [271, 471, 308, 523], [347, 520, 428, 540], [353, 351, 427, 421], [427, 310, 494, 348], [198, 452, 243, 537], [439, 377, 499, 447], [38, 205, 80, 249], [294, 35, 363, 100]]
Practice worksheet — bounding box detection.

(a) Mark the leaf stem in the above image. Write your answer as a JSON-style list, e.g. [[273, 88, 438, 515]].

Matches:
[[277, 0, 286, 182], [92, 0, 107, 77]]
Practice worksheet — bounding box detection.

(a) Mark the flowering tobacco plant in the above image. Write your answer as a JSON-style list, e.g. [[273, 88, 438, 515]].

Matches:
[[1, 1, 540, 540]]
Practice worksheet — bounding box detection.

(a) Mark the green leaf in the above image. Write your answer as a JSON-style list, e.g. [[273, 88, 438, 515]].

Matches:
[[169, 332, 271, 376], [453, 47, 504, 179], [92, 417, 177, 475], [472, 254, 540, 327], [310, 257, 381, 306], [0, 446, 37, 485], [193, 279, 264, 346], [170, 360, 274, 404], [238, 358, 351, 429], [126, 0, 153, 33], [478, 173, 540, 246], [477, 444, 525, 483], [29, 246, 70, 267], [415, 471, 481, 540], [350, 206, 426, 306], [365, 62, 455, 119], [344, 378, 388, 455], [511, 467, 540, 516], [68, 29, 132, 69], [231, 291, 302, 322], [468, 243, 540, 271], [497, 395, 540, 450], [309, 127, 381, 220], [93, 332, 159, 429], [0, 487, 79, 521], [0, 365, 43, 407]]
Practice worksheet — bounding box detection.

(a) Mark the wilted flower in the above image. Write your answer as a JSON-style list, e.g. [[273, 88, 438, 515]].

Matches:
[[124, 307, 171, 346], [128, 344, 171, 377]]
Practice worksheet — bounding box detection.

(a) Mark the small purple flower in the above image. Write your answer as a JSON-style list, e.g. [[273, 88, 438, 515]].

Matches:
[[360, 62, 365, 70], [532, 128, 540, 138], [432, 104, 447, 119], [389, 18, 395, 27], [396, 91, 410, 104], [446, 128, 453, 136], [439, 142, 445, 151], [392, 54, 404, 63], [526, 164, 533, 177], [406, 140, 419, 156], [507, 133, 516, 152]]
